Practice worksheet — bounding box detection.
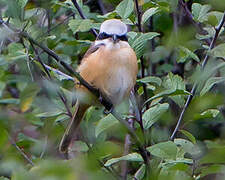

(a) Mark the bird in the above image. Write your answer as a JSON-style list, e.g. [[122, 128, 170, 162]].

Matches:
[[59, 19, 138, 153]]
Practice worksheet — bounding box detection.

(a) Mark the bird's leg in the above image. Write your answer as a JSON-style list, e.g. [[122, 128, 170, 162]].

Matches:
[[103, 106, 114, 115]]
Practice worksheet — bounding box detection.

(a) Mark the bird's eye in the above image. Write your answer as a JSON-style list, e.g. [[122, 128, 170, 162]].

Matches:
[[118, 35, 128, 41], [97, 32, 110, 40]]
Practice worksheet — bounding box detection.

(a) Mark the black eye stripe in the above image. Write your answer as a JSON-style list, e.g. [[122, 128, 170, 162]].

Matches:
[[97, 33, 128, 41]]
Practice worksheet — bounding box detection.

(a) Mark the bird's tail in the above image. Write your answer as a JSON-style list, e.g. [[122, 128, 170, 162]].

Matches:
[[59, 100, 89, 153]]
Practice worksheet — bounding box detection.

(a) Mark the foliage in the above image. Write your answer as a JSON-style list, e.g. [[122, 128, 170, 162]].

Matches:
[[0, 0, 225, 179]]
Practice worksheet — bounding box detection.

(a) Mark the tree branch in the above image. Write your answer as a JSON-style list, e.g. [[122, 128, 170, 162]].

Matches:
[[170, 11, 225, 140], [134, 0, 149, 110], [8, 135, 34, 166], [71, 0, 98, 37]]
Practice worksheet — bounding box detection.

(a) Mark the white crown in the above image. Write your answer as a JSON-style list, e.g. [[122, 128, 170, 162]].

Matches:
[[100, 19, 127, 36]]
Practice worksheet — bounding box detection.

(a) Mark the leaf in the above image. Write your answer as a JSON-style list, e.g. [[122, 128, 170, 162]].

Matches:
[[141, 7, 159, 25], [0, 177, 10, 180], [20, 84, 39, 112], [104, 153, 143, 166], [200, 76, 225, 96], [17, 0, 28, 8], [134, 164, 146, 180], [211, 43, 225, 59], [193, 109, 220, 120], [115, 0, 134, 18], [200, 165, 225, 178], [36, 110, 63, 118], [180, 130, 196, 144], [132, 32, 160, 58], [6, 43, 27, 62], [69, 19, 93, 34], [71, 141, 89, 152], [95, 114, 118, 137], [192, 3, 211, 23], [143, 103, 169, 129], [0, 81, 6, 98], [0, 98, 20, 104], [147, 141, 177, 159], [178, 46, 200, 63], [137, 76, 162, 86], [163, 72, 189, 107], [174, 138, 195, 154], [144, 89, 191, 106], [162, 158, 193, 166]]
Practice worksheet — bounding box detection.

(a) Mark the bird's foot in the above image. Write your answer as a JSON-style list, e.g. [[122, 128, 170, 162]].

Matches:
[[103, 106, 114, 115]]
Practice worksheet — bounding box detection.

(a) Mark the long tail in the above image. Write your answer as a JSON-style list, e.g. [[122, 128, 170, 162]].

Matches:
[[59, 100, 89, 153]]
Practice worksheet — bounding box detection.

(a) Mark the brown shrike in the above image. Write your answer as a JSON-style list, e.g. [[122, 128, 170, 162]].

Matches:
[[59, 19, 138, 153]]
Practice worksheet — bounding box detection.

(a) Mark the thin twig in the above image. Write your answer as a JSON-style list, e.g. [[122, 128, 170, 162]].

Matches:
[[40, 136, 48, 159], [43, 64, 74, 81], [170, 11, 225, 140], [71, 0, 98, 37], [134, 0, 143, 32], [134, 0, 149, 110], [8, 135, 34, 166], [30, 41, 73, 118], [40, 12, 75, 38], [98, 0, 107, 15], [121, 107, 134, 179], [133, 1, 150, 175]]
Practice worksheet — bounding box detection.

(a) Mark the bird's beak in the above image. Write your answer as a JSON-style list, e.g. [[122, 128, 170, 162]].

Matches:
[[112, 34, 118, 43]]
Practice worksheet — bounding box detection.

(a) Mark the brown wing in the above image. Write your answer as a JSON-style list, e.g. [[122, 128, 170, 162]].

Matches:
[[83, 42, 105, 59]]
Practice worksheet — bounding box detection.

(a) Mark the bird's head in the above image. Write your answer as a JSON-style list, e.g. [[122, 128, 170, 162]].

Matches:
[[97, 19, 128, 44]]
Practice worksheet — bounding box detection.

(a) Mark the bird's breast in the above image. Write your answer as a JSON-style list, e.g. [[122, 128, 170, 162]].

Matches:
[[77, 42, 138, 105]]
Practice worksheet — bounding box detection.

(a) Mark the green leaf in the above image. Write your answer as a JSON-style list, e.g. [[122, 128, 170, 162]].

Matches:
[[71, 141, 89, 152], [0, 81, 6, 98], [144, 89, 191, 106], [0, 177, 10, 180], [147, 141, 177, 159], [104, 153, 143, 166], [115, 0, 134, 18], [143, 103, 169, 129], [179, 130, 196, 144], [211, 43, 225, 59], [137, 76, 162, 86], [162, 158, 193, 166], [20, 83, 39, 112], [17, 0, 28, 8], [192, 3, 211, 23], [163, 72, 189, 107], [132, 32, 160, 58], [6, 43, 27, 62], [95, 114, 118, 137], [200, 165, 225, 178], [174, 138, 195, 154], [178, 46, 200, 63], [200, 76, 225, 96], [36, 110, 63, 118], [134, 164, 146, 180], [193, 109, 220, 120], [0, 98, 20, 104], [55, 114, 70, 124], [69, 19, 93, 34], [141, 7, 159, 25]]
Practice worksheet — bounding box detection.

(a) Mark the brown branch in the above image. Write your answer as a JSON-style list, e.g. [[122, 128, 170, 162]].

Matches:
[[133, 1, 151, 175], [170, 11, 225, 140], [134, 0, 149, 110], [71, 0, 98, 37], [8, 135, 34, 166]]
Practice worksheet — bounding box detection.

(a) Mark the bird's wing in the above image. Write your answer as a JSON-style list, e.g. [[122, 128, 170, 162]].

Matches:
[[83, 42, 105, 59]]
